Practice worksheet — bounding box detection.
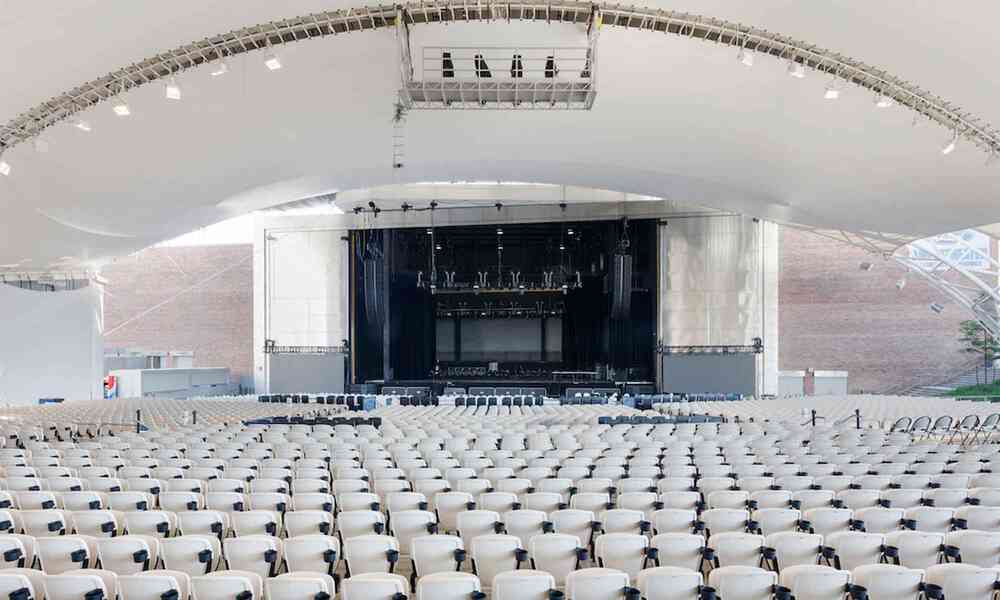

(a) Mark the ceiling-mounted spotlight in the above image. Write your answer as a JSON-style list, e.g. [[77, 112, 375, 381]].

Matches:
[[113, 98, 131, 116], [426, 228, 433, 235], [738, 48, 754, 67], [941, 131, 959, 155], [930, 302, 945, 314], [859, 261, 874, 271], [435, 243, 442, 251], [210, 59, 229, 77], [74, 120, 92, 133], [824, 84, 840, 100], [264, 51, 282, 71], [112, 79, 131, 116], [875, 93, 894, 108], [165, 77, 182, 100], [567, 228, 574, 235], [495, 202, 503, 212], [787, 61, 805, 79], [559, 243, 565, 251], [496, 227, 503, 235]]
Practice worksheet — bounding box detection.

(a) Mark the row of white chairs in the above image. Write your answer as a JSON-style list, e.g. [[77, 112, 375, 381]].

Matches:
[[4, 524, 1000, 600]]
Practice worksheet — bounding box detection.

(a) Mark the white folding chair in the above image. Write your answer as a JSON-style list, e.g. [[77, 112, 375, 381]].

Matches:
[[342, 535, 400, 577], [564, 568, 630, 600], [851, 564, 924, 600]]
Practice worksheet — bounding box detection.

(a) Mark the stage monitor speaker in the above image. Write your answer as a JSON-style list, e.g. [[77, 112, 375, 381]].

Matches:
[[611, 252, 632, 320]]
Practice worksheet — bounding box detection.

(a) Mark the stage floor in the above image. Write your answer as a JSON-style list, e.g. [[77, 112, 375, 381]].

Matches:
[[366, 378, 654, 397]]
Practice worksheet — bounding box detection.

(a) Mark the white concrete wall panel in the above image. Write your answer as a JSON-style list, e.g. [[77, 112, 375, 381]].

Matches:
[[0, 284, 103, 405]]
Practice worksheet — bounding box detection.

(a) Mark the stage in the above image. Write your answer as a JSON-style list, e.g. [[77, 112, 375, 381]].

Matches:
[[363, 378, 656, 398]]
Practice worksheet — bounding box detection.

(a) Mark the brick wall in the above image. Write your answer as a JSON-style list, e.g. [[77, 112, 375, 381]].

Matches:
[[778, 227, 972, 393], [101, 244, 253, 383], [100, 229, 978, 394]]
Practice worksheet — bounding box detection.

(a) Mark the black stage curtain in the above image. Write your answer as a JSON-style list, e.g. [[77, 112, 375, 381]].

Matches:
[[609, 289, 654, 374], [390, 273, 435, 379], [562, 276, 605, 369]]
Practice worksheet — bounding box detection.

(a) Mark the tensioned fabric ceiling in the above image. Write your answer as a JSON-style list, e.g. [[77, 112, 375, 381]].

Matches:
[[1, 1, 999, 270]]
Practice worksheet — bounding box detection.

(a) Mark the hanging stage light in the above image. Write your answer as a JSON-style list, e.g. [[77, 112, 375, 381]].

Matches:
[[941, 131, 959, 155], [474, 54, 491, 78], [165, 77, 182, 100], [544, 55, 559, 77], [442, 52, 455, 78], [265, 51, 282, 71], [210, 59, 229, 77], [113, 99, 131, 116], [510, 54, 523, 78]]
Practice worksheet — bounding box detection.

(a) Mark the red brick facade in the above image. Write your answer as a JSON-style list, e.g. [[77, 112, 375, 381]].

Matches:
[[779, 227, 972, 393], [101, 244, 253, 384]]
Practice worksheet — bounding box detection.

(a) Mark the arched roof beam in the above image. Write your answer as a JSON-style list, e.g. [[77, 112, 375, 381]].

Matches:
[[1, 1, 999, 156]]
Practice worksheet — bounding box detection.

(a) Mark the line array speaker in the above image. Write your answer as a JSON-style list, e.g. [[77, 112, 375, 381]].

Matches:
[[611, 252, 632, 320]]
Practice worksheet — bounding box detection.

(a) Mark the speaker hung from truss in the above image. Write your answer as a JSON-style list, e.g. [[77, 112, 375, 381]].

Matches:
[[610, 218, 632, 320], [362, 231, 386, 338]]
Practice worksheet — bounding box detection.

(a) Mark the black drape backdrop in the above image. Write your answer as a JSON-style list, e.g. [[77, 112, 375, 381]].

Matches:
[[353, 219, 656, 382], [562, 276, 605, 369], [390, 273, 435, 379]]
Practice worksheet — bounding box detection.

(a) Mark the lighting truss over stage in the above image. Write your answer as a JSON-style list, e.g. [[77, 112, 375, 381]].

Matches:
[[395, 7, 601, 110]]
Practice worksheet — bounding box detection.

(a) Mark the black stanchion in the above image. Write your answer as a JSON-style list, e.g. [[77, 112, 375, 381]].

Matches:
[[855, 409, 861, 430], [811, 410, 817, 427], [136, 409, 141, 434]]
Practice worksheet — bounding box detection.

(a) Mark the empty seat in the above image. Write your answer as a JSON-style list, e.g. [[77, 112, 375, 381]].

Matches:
[[565, 568, 631, 600]]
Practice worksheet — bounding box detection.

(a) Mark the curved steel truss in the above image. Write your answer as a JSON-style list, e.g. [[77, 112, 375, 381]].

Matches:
[[2, 2, 1000, 154], [783, 224, 1000, 339], [894, 233, 1000, 337], [794, 224, 1000, 337]]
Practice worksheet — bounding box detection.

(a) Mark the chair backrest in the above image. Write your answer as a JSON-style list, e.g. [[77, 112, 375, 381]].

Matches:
[[415, 572, 482, 600], [778, 565, 852, 600], [493, 570, 556, 600], [852, 564, 924, 600], [636, 566, 703, 600], [565, 568, 630, 600], [118, 574, 181, 600], [707, 566, 778, 600]]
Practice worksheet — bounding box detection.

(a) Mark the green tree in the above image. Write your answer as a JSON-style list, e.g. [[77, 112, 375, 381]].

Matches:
[[959, 320, 1000, 373]]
